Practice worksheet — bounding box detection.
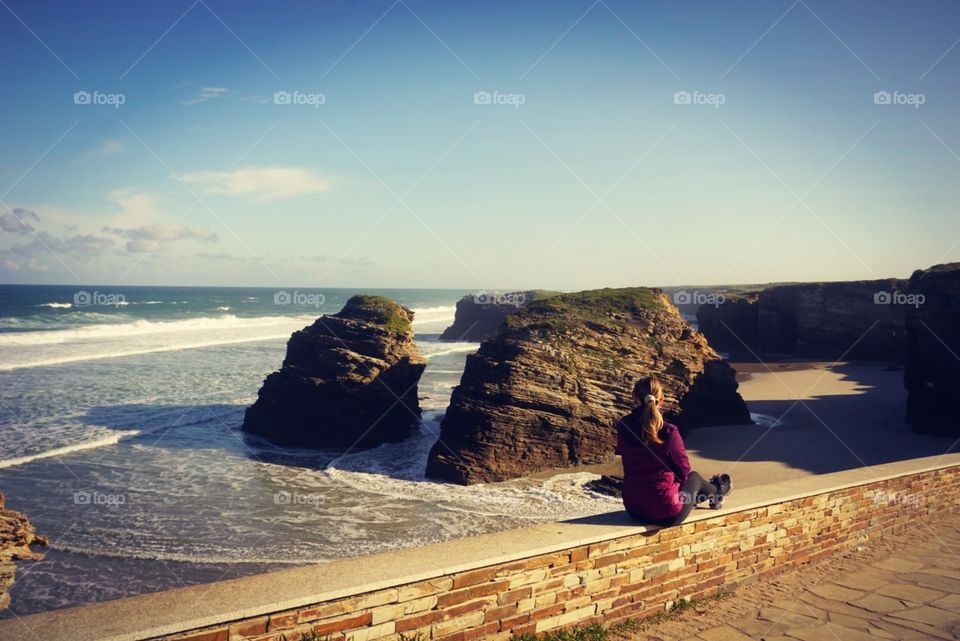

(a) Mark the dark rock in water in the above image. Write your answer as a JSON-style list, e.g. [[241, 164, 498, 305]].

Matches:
[[439, 291, 558, 342], [426, 288, 751, 484], [243, 295, 427, 448], [584, 475, 623, 498], [695, 294, 760, 355], [1, 493, 46, 611], [905, 263, 960, 436]]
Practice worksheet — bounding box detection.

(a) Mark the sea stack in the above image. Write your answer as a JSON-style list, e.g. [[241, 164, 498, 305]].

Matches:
[[439, 291, 557, 342], [905, 263, 960, 436], [1, 493, 46, 611], [426, 288, 751, 484], [243, 295, 427, 448]]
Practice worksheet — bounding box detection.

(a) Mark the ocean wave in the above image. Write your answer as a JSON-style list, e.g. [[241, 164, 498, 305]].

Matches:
[[0, 314, 309, 347], [36, 302, 72, 309], [217, 306, 231, 311], [418, 342, 478, 359], [0, 431, 140, 469], [410, 305, 456, 327]]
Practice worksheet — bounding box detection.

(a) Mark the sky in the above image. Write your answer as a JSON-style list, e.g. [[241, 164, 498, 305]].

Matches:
[[1, 0, 959, 290]]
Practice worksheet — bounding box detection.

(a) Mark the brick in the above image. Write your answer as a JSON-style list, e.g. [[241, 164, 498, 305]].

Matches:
[[431, 611, 485, 638], [453, 567, 499, 589], [267, 612, 298, 631], [171, 630, 228, 641], [395, 610, 441, 632], [497, 586, 532, 605], [436, 580, 510, 608], [343, 621, 395, 641], [229, 616, 268, 637], [484, 603, 518, 623], [312, 611, 372, 637], [398, 577, 454, 601]]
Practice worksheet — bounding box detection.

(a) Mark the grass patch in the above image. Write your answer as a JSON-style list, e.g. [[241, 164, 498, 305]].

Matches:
[[508, 591, 735, 641], [504, 288, 667, 334], [340, 295, 412, 335]]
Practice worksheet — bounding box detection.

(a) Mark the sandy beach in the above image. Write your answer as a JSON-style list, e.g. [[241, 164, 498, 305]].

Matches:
[[548, 361, 958, 491]]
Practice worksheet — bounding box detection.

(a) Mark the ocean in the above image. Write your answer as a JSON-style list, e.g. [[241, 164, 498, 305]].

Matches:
[[0, 285, 618, 616]]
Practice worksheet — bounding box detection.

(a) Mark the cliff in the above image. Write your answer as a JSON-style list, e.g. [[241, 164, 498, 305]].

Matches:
[[426, 288, 751, 484], [1, 493, 46, 610], [695, 293, 760, 354], [243, 295, 427, 448], [905, 263, 960, 436], [696, 279, 909, 361], [438, 291, 558, 342]]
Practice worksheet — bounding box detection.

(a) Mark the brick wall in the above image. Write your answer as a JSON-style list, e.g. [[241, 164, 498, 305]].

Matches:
[[160, 466, 960, 641]]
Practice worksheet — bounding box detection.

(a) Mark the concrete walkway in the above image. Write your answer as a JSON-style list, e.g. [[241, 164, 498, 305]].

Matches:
[[630, 510, 960, 641]]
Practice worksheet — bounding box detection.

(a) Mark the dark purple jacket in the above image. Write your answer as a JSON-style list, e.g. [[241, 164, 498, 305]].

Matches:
[[615, 409, 691, 521]]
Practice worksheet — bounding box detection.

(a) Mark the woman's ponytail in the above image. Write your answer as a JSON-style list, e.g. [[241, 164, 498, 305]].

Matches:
[[633, 377, 664, 445]]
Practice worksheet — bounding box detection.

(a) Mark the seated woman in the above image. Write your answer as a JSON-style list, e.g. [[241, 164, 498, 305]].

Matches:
[[616, 376, 731, 527]]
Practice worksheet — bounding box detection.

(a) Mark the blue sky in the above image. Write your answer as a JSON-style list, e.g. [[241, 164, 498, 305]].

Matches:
[[1, 0, 959, 289]]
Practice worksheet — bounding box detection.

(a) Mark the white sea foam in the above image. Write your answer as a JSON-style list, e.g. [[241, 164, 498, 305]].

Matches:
[[418, 341, 478, 359], [411, 305, 456, 329], [36, 302, 72, 309], [0, 430, 140, 469], [0, 314, 314, 370]]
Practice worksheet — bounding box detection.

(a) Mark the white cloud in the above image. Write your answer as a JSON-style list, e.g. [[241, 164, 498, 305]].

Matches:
[[0, 209, 40, 234], [177, 166, 331, 200], [104, 224, 219, 253], [180, 86, 233, 106], [84, 138, 125, 158]]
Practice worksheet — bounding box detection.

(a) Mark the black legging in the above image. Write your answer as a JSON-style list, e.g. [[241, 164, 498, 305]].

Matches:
[[642, 471, 719, 527]]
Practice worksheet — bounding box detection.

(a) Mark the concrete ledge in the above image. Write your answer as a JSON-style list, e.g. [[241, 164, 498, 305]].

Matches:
[[3, 452, 960, 641]]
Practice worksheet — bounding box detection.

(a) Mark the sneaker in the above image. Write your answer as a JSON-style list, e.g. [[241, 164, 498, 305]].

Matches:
[[708, 473, 732, 509]]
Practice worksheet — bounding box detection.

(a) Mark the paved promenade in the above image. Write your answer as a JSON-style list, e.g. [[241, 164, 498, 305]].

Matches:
[[632, 510, 960, 641]]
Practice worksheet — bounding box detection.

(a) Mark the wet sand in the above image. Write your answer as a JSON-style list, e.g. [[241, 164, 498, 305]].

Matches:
[[543, 362, 958, 491]]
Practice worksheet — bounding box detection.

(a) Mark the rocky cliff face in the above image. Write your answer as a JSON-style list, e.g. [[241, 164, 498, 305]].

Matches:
[[696, 280, 909, 361], [905, 263, 960, 436], [1, 493, 46, 610], [243, 295, 427, 448], [438, 291, 557, 342], [426, 288, 751, 484], [695, 294, 760, 355]]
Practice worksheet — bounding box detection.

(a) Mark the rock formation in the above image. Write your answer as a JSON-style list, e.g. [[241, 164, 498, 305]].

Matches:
[[439, 291, 557, 342], [695, 293, 760, 355], [243, 295, 427, 448], [905, 263, 960, 436], [696, 280, 909, 361], [1, 493, 46, 610], [426, 288, 751, 484]]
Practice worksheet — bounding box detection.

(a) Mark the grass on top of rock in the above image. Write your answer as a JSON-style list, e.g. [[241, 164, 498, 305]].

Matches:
[[504, 288, 667, 333], [338, 295, 412, 335]]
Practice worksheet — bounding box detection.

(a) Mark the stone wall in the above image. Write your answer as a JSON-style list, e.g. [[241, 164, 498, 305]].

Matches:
[[155, 465, 959, 641]]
